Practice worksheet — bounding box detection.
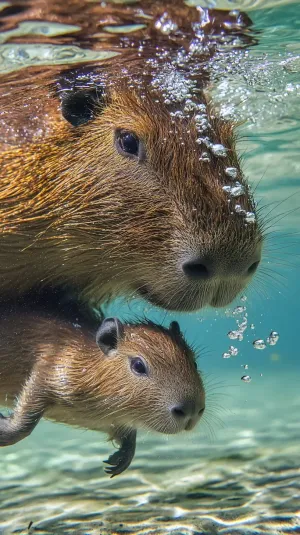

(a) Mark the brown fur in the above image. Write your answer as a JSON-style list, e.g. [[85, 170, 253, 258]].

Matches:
[[0, 1, 262, 312], [0, 309, 204, 475]]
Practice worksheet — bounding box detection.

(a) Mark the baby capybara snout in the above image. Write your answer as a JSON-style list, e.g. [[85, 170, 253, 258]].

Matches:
[[103, 319, 206, 435]]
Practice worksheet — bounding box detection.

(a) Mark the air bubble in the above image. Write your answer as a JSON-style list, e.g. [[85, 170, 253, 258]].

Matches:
[[228, 330, 243, 341], [223, 186, 231, 194], [253, 339, 266, 350], [234, 204, 246, 215], [170, 110, 185, 119], [222, 182, 245, 197], [228, 330, 239, 340], [267, 331, 279, 346], [250, 323, 255, 329], [225, 167, 238, 179], [199, 152, 210, 162], [211, 143, 227, 157], [194, 113, 204, 122], [229, 345, 238, 356], [245, 212, 256, 224], [233, 306, 246, 315], [155, 13, 178, 35], [222, 352, 231, 359], [236, 318, 247, 333], [242, 364, 249, 370], [184, 99, 198, 112], [241, 375, 251, 383]]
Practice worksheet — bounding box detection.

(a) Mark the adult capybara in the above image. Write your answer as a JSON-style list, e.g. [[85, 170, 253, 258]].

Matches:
[[0, 1, 262, 314]]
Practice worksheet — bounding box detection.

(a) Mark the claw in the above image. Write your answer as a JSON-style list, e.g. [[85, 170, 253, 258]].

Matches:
[[103, 429, 137, 478]]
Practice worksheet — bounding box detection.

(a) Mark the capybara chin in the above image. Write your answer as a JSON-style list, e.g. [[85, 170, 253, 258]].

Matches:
[[0, 2, 263, 312], [0, 311, 205, 477]]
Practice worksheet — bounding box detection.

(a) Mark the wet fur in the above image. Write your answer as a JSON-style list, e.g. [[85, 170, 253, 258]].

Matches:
[[0, 308, 204, 475], [0, 1, 262, 313], [0, 84, 261, 310]]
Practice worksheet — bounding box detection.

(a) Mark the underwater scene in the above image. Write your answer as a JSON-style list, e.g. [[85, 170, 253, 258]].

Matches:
[[0, 0, 299, 534]]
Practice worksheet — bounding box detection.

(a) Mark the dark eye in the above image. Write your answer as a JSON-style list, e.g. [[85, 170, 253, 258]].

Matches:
[[116, 130, 140, 158], [130, 357, 148, 377]]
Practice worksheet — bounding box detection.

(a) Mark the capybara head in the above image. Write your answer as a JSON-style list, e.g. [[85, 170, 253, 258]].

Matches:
[[55, 74, 262, 311], [1, 69, 262, 311], [93, 318, 205, 434]]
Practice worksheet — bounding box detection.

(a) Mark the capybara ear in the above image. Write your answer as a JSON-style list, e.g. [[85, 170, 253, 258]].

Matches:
[[61, 88, 100, 126], [57, 66, 105, 126], [169, 321, 181, 338], [96, 317, 125, 355]]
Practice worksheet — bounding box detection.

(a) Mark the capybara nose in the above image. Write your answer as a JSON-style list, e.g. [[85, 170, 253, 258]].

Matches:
[[182, 254, 261, 280], [171, 400, 198, 420], [182, 258, 212, 280], [246, 260, 260, 276]]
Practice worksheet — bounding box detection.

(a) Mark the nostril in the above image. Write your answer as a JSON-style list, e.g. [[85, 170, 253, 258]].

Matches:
[[182, 259, 211, 280], [172, 406, 186, 418], [248, 260, 260, 275], [198, 407, 205, 416], [171, 400, 196, 419]]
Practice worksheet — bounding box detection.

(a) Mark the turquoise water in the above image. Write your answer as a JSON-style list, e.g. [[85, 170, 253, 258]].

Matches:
[[0, 1, 299, 534]]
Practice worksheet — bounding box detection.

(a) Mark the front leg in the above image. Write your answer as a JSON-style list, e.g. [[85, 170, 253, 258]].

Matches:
[[0, 374, 45, 447], [104, 428, 137, 478]]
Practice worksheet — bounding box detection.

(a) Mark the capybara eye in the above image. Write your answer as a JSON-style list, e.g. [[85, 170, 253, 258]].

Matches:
[[130, 357, 148, 376], [116, 130, 140, 158]]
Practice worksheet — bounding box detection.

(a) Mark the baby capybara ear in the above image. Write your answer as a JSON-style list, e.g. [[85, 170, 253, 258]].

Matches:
[[169, 321, 181, 337], [96, 317, 125, 356]]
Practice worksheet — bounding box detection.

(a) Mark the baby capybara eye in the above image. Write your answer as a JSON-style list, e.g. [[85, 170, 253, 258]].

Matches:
[[116, 130, 140, 158], [130, 356, 148, 376]]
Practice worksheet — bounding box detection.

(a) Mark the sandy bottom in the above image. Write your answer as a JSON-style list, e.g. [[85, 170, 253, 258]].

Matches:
[[0, 374, 299, 535]]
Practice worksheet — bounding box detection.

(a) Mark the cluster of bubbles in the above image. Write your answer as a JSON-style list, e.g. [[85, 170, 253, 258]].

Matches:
[[151, 65, 197, 107], [223, 296, 279, 384], [253, 331, 279, 350], [222, 173, 256, 225], [222, 345, 239, 359], [150, 52, 235, 168], [223, 296, 248, 356], [154, 13, 178, 36], [235, 204, 256, 224], [149, 12, 258, 227], [209, 43, 300, 132]]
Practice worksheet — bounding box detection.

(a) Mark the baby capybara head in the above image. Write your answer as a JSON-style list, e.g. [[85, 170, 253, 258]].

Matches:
[[94, 318, 205, 434], [55, 73, 262, 311]]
